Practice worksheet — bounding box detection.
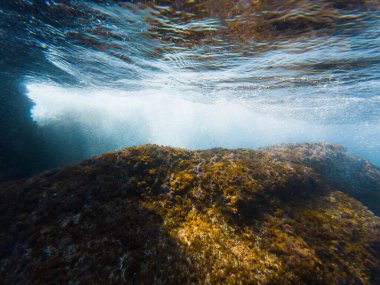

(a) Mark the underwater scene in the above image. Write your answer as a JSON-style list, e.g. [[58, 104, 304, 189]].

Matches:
[[0, 0, 379, 284]]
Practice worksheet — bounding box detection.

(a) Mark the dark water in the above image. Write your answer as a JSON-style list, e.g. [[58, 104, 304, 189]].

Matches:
[[0, 0, 379, 179]]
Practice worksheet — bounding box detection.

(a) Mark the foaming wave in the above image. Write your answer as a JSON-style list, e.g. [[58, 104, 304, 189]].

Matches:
[[27, 83, 380, 165]]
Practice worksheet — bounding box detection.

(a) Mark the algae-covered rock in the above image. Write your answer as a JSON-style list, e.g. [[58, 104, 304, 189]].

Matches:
[[0, 143, 379, 284]]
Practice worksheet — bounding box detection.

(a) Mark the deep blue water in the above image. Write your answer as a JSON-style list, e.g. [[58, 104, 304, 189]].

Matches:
[[0, 0, 379, 175]]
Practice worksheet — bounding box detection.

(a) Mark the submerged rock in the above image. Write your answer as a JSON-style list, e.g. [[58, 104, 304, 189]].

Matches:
[[0, 143, 379, 284]]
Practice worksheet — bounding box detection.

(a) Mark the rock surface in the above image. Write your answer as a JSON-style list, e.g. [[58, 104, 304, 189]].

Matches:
[[0, 143, 379, 284]]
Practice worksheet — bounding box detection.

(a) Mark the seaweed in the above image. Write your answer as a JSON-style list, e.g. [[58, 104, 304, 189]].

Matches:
[[0, 143, 379, 284]]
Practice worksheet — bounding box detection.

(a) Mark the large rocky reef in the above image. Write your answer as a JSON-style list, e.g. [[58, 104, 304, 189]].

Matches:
[[0, 143, 379, 284]]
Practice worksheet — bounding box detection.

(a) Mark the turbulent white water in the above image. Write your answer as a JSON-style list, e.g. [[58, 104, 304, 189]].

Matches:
[[27, 83, 380, 165]]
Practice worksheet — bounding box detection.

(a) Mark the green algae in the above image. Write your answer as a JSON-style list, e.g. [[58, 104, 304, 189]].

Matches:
[[0, 144, 379, 284]]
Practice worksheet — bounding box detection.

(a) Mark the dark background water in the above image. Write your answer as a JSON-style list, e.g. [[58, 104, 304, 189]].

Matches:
[[0, 0, 379, 180]]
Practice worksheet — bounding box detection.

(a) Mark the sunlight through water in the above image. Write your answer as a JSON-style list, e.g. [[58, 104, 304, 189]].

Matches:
[[1, 0, 379, 170]]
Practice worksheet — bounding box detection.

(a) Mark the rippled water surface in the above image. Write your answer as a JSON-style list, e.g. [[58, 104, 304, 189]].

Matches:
[[1, 0, 379, 170]]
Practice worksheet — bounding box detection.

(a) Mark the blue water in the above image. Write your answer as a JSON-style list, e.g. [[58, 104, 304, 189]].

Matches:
[[1, 0, 379, 167]]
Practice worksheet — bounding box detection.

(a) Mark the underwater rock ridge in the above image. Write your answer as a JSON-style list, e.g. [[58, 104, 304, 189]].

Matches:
[[0, 143, 379, 284], [263, 143, 380, 215]]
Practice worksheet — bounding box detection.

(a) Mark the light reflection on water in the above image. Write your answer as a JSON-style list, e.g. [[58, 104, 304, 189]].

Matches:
[[0, 0, 379, 164]]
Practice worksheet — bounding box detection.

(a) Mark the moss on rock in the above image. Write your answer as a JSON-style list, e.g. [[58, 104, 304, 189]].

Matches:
[[0, 143, 379, 284]]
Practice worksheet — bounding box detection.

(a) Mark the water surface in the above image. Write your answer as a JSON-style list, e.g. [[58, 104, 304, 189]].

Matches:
[[1, 0, 379, 177]]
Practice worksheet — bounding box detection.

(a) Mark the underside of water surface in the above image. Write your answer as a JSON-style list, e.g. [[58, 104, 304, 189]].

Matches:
[[0, 1, 379, 177]]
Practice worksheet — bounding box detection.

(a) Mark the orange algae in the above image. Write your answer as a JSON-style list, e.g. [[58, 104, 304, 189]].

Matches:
[[0, 143, 379, 284]]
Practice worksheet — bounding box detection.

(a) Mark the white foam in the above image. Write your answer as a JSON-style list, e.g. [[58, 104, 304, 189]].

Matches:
[[27, 83, 380, 164]]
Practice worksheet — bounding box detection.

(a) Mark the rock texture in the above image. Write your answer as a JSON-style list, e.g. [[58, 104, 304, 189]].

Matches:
[[0, 143, 379, 284]]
